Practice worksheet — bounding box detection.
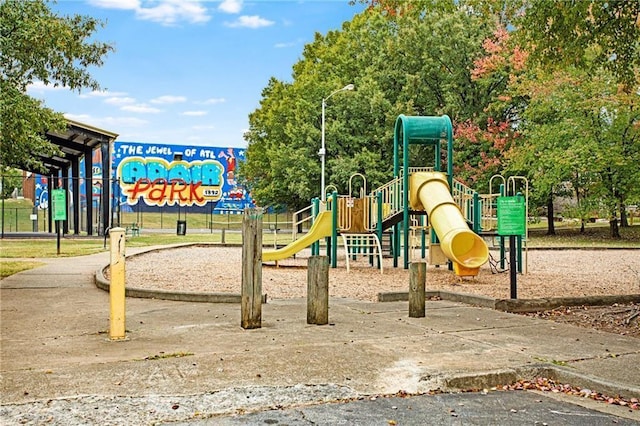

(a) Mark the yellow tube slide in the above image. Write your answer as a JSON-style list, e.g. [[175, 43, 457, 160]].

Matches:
[[409, 172, 488, 276], [263, 211, 333, 262]]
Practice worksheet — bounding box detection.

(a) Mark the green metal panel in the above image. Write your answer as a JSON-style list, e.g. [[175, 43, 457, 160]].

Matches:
[[400, 115, 451, 143], [497, 195, 526, 236], [51, 189, 67, 221]]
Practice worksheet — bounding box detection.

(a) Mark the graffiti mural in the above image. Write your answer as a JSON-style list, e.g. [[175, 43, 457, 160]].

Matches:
[[33, 142, 254, 216], [34, 151, 103, 211], [113, 142, 254, 212]]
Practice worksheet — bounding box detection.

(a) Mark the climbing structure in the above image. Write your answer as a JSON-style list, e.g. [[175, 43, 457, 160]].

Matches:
[[264, 114, 491, 277]]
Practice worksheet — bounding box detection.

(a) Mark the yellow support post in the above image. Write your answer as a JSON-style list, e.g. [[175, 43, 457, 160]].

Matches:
[[109, 227, 126, 340]]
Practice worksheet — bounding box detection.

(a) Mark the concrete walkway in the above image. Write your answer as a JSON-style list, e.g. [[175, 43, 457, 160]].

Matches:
[[1, 249, 639, 424]]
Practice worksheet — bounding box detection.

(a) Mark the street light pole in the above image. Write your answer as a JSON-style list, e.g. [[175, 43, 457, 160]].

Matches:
[[320, 83, 354, 201]]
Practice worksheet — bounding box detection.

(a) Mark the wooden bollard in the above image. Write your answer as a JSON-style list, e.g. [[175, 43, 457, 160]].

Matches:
[[241, 208, 263, 329], [409, 262, 426, 318], [307, 256, 329, 325]]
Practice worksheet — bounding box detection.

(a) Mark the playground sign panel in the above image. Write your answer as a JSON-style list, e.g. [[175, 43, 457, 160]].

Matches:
[[497, 195, 525, 236], [51, 189, 67, 221]]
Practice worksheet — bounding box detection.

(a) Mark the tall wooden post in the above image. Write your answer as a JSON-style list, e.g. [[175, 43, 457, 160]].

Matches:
[[241, 208, 263, 329], [307, 256, 329, 325], [409, 262, 426, 318]]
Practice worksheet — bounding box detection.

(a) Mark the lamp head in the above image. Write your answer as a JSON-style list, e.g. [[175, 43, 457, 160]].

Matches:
[[344, 84, 355, 91]]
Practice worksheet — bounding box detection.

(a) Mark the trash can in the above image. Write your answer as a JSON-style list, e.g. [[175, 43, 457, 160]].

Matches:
[[176, 220, 187, 235]]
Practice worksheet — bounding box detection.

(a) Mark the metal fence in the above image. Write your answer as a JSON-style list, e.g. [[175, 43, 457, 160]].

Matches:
[[3, 175, 295, 236]]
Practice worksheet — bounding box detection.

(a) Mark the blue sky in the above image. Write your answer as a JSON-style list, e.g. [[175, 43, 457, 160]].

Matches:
[[27, 0, 366, 148]]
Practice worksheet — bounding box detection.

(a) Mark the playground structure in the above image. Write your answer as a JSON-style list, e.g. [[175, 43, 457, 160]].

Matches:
[[263, 115, 527, 277]]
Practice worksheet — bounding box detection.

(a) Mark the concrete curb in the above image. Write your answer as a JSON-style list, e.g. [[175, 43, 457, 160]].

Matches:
[[440, 364, 640, 400], [94, 244, 268, 303], [378, 290, 640, 313]]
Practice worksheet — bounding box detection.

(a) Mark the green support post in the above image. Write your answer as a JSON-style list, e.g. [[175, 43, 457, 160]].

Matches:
[[393, 224, 400, 268], [473, 192, 481, 233], [499, 183, 506, 270], [331, 191, 338, 268], [376, 192, 384, 270], [311, 198, 319, 256], [403, 126, 410, 269], [421, 215, 426, 259]]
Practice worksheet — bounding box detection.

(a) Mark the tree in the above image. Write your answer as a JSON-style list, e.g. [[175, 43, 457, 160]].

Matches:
[[0, 166, 23, 199], [455, 25, 528, 191], [242, 1, 505, 209], [507, 66, 640, 238], [0, 0, 113, 171], [516, 0, 640, 90]]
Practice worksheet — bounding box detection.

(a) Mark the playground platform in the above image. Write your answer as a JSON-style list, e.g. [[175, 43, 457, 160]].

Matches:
[[1, 247, 639, 424]]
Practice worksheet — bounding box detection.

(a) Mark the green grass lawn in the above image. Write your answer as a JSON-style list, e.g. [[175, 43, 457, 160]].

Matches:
[[0, 260, 46, 279], [526, 223, 640, 248]]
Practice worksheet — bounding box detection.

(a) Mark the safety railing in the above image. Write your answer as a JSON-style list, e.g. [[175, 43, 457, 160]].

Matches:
[[370, 176, 403, 227], [480, 193, 499, 231], [292, 204, 314, 241], [398, 167, 435, 176], [451, 178, 476, 224], [336, 196, 353, 232]]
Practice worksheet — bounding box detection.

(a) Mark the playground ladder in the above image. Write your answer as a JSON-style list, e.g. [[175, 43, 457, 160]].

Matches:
[[341, 233, 383, 274]]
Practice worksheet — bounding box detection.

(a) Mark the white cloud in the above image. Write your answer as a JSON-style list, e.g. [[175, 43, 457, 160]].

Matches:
[[121, 104, 162, 113], [26, 81, 65, 92], [136, 0, 210, 25], [201, 97, 226, 105], [150, 95, 187, 104], [105, 96, 136, 105], [182, 111, 208, 116], [218, 0, 242, 14], [274, 40, 299, 49], [87, 0, 140, 10], [89, 0, 210, 26], [225, 15, 274, 29], [63, 113, 148, 128], [192, 124, 216, 130], [79, 90, 129, 98], [63, 113, 93, 122], [99, 116, 149, 127]]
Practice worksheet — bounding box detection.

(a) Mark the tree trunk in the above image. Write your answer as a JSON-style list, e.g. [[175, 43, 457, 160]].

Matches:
[[546, 196, 556, 236], [576, 186, 585, 234], [609, 217, 620, 238], [620, 202, 628, 227]]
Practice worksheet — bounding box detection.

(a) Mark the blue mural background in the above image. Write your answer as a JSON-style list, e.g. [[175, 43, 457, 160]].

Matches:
[[113, 142, 254, 213], [34, 142, 255, 214]]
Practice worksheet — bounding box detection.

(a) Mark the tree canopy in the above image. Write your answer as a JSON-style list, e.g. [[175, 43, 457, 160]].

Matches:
[[517, 0, 640, 90], [241, 0, 639, 238], [0, 0, 113, 171], [241, 2, 504, 210]]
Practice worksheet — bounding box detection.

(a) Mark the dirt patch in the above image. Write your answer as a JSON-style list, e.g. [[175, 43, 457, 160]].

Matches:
[[522, 303, 640, 338]]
